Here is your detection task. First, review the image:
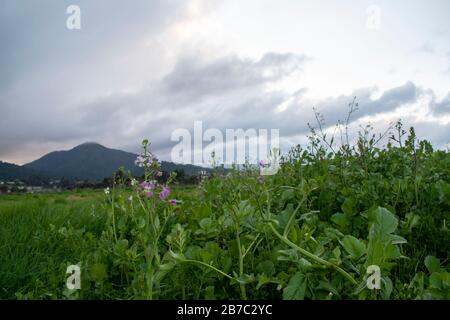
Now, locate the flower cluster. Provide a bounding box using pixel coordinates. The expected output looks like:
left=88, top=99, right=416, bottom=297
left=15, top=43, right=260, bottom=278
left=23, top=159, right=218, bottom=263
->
left=258, top=160, right=265, bottom=168
left=140, top=180, right=157, bottom=197
left=131, top=140, right=178, bottom=206
left=134, top=148, right=163, bottom=177
left=134, top=180, right=177, bottom=205
left=134, top=152, right=159, bottom=168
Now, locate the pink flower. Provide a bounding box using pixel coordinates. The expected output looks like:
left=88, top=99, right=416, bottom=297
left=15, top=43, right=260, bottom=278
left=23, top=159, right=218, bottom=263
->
left=140, top=181, right=148, bottom=188
left=159, top=186, right=171, bottom=200
left=140, top=181, right=156, bottom=190
left=259, top=160, right=265, bottom=168
left=146, top=191, right=154, bottom=197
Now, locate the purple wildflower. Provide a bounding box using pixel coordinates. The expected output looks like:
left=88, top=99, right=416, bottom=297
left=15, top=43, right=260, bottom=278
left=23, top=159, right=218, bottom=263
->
left=140, top=181, right=156, bottom=190
left=159, top=186, right=171, bottom=200
left=259, top=160, right=265, bottom=168
left=169, top=199, right=177, bottom=206
left=146, top=191, right=154, bottom=197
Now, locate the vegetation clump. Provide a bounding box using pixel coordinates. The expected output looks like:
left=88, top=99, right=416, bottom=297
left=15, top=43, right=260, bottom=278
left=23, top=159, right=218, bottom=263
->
left=1, top=116, right=449, bottom=300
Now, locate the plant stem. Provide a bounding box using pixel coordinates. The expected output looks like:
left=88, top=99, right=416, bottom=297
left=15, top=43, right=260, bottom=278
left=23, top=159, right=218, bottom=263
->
left=269, top=222, right=357, bottom=285
left=235, top=229, right=247, bottom=300
left=180, top=259, right=234, bottom=280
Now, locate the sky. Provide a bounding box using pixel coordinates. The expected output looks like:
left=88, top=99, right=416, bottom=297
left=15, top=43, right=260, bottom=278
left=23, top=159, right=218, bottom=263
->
left=1, top=0, right=449, bottom=165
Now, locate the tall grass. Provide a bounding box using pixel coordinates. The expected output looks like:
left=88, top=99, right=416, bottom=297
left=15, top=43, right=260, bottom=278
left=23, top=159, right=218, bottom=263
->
left=0, top=193, right=105, bottom=299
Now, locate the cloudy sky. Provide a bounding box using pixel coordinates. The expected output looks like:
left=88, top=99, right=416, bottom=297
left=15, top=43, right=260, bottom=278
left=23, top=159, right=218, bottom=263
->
left=1, top=0, right=450, bottom=165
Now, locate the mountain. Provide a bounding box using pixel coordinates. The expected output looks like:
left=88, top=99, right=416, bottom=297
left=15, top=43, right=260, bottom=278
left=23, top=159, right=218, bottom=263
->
left=0, top=161, right=53, bottom=185
left=23, top=142, right=207, bottom=181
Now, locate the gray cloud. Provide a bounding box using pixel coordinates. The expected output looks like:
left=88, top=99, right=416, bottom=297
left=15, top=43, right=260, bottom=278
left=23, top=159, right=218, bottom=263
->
left=0, top=1, right=448, bottom=165
left=430, top=92, right=450, bottom=115
left=161, top=52, right=307, bottom=104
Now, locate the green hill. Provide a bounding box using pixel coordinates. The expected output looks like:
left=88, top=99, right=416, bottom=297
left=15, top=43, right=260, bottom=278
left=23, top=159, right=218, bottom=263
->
left=23, top=142, right=207, bottom=181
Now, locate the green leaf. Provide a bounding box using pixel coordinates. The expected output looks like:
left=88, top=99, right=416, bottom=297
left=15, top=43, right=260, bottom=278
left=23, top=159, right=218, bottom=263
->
left=332, top=246, right=341, bottom=259
left=404, top=212, right=420, bottom=231
left=368, top=207, right=398, bottom=236
left=137, top=217, right=146, bottom=229
left=159, top=262, right=175, bottom=271
left=429, top=273, right=443, bottom=289
left=257, top=260, right=275, bottom=276
left=388, top=234, right=407, bottom=245
left=424, top=255, right=441, bottom=273
left=281, top=189, right=295, bottom=202
left=381, top=276, right=393, bottom=300
left=199, top=218, right=212, bottom=230
left=340, top=235, right=366, bottom=259
left=154, top=215, right=160, bottom=230
left=341, top=198, right=357, bottom=216
left=169, top=250, right=185, bottom=261
left=236, top=274, right=255, bottom=285
left=331, top=213, right=350, bottom=230
left=283, top=272, right=307, bottom=300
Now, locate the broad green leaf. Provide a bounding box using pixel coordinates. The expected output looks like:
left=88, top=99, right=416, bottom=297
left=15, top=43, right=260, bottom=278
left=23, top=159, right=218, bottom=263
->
left=429, top=273, right=443, bottom=289
left=368, top=207, right=398, bottom=236
left=424, top=255, right=441, bottom=273
left=340, top=235, right=366, bottom=259
left=283, top=272, right=307, bottom=300
left=341, top=198, right=357, bottom=216
left=365, top=241, right=385, bottom=266
left=331, top=213, right=350, bottom=230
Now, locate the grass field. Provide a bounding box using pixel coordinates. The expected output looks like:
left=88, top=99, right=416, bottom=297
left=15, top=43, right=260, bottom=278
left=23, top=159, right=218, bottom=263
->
left=0, top=186, right=199, bottom=299
left=1, top=130, right=449, bottom=300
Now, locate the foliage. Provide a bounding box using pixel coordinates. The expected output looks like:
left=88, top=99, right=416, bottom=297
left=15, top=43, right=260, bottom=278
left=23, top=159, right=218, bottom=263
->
left=1, top=120, right=449, bottom=300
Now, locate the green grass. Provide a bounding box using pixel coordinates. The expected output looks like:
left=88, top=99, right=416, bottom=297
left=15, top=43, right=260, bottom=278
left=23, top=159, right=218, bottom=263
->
left=0, top=190, right=105, bottom=299
left=0, top=186, right=199, bottom=299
